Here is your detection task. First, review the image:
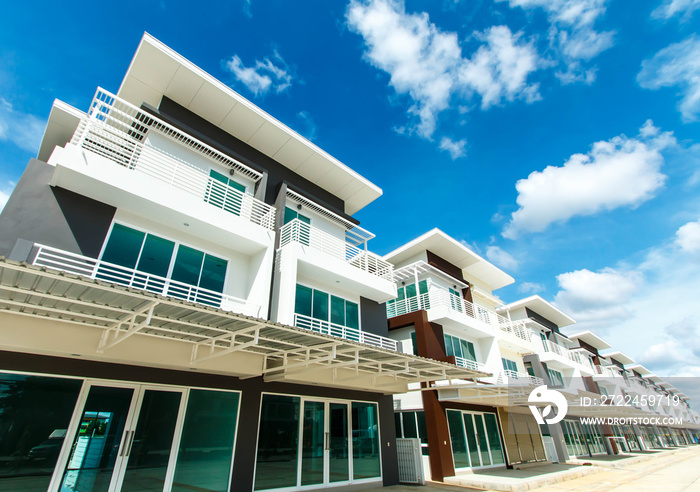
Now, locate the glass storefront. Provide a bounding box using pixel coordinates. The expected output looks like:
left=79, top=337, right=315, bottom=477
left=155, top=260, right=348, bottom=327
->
left=254, top=395, right=381, bottom=490
left=0, top=373, right=240, bottom=492
left=446, top=410, right=504, bottom=469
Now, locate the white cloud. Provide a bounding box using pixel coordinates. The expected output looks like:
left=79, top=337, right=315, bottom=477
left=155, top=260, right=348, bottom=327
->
left=676, top=219, right=700, bottom=253
left=496, top=0, right=614, bottom=82
left=486, top=245, right=519, bottom=270
left=518, top=281, right=545, bottom=294
left=0, top=98, right=46, bottom=152
left=503, top=121, right=672, bottom=238
left=652, top=0, right=700, bottom=21
left=296, top=111, right=318, bottom=141
left=223, top=50, right=292, bottom=97
left=638, top=36, right=700, bottom=122
left=439, top=137, right=467, bottom=159
left=346, top=0, right=542, bottom=138
left=554, top=267, right=643, bottom=328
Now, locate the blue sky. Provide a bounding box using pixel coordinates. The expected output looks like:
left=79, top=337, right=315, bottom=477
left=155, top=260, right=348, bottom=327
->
left=1, top=0, right=700, bottom=380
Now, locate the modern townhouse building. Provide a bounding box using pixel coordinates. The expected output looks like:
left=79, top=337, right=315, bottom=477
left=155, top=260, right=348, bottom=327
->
left=0, top=34, right=488, bottom=492
left=383, top=230, right=553, bottom=481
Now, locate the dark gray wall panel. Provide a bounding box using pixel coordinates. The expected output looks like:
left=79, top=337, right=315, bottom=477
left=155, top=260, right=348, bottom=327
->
left=0, top=159, right=115, bottom=258
left=361, top=296, right=390, bottom=337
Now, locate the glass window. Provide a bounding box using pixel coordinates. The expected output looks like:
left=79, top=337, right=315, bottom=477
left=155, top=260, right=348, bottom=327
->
left=484, top=413, right=504, bottom=465
left=547, top=368, right=564, bottom=386
left=345, top=301, right=359, bottom=330
left=101, top=223, right=144, bottom=268
left=312, top=290, right=329, bottom=321
left=444, top=334, right=455, bottom=357
left=171, top=245, right=204, bottom=286
left=0, top=374, right=83, bottom=491
left=461, top=340, right=476, bottom=362
left=405, top=283, right=417, bottom=298
left=402, top=412, right=418, bottom=438
left=331, top=296, right=345, bottom=326
left=351, top=402, right=380, bottom=480
left=447, top=410, right=469, bottom=468
left=502, top=358, right=518, bottom=373
left=284, top=207, right=310, bottom=225
left=295, top=285, right=313, bottom=317
left=410, top=332, right=418, bottom=356
left=172, top=390, right=240, bottom=492
left=136, top=234, right=174, bottom=277
left=207, top=170, right=245, bottom=215
left=199, top=254, right=227, bottom=293
left=254, top=395, right=300, bottom=490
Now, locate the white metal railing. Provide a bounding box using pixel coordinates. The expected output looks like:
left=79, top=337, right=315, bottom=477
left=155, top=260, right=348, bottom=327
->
left=71, top=88, right=275, bottom=230
left=454, top=356, right=488, bottom=372
left=539, top=337, right=593, bottom=369
left=280, top=219, right=393, bottom=281
left=31, top=244, right=261, bottom=317
left=498, top=370, right=544, bottom=386
left=293, top=313, right=398, bottom=351
left=497, top=318, right=533, bottom=344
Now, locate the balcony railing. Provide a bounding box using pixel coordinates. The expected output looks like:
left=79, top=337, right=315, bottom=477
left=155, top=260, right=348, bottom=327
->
left=293, top=313, right=398, bottom=351
left=280, top=219, right=393, bottom=281
left=594, top=365, right=621, bottom=378
left=539, top=337, right=593, bottom=369
left=498, top=318, right=533, bottom=344
left=498, top=370, right=544, bottom=386
left=454, top=356, right=488, bottom=373
left=31, top=244, right=261, bottom=317
left=71, top=88, right=275, bottom=230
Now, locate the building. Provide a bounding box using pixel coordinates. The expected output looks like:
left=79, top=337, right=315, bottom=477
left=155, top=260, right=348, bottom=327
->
left=0, top=34, right=483, bottom=492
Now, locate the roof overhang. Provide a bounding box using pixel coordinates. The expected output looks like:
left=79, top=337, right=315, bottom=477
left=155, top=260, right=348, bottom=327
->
left=499, top=295, right=575, bottom=328
left=0, top=258, right=485, bottom=394
left=37, top=100, right=84, bottom=162
left=117, top=33, right=381, bottom=215
left=567, top=330, right=611, bottom=351
left=602, top=351, right=636, bottom=366
left=383, top=229, right=514, bottom=290
left=626, top=364, right=652, bottom=376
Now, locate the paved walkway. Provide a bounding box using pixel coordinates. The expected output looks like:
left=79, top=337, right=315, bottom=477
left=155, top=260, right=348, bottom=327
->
left=382, top=445, right=700, bottom=492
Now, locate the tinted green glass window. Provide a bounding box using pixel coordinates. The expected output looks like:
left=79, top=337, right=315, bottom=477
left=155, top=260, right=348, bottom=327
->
left=411, top=332, right=418, bottom=356
left=254, top=395, right=300, bottom=490
left=461, top=340, right=476, bottom=362
left=331, top=296, right=345, bottom=326
left=312, top=290, right=329, bottom=321
left=418, top=280, right=428, bottom=294
left=444, top=334, right=454, bottom=357
left=484, top=414, right=504, bottom=464
left=172, top=390, right=239, bottom=492
left=463, top=414, right=480, bottom=467
left=394, top=413, right=402, bottom=437
left=136, top=235, right=174, bottom=277
left=171, top=246, right=204, bottom=286
left=199, top=254, right=227, bottom=293
left=345, top=301, right=359, bottom=329
left=0, top=374, right=83, bottom=491
left=295, top=285, right=313, bottom=317
left=447, top=410, right=469, bottom=468
left=284, top=207, right=311, bottom=225
left=351, top=402, right=380, bottom=479
left=397, top=286, right=405, bottom=301
left=403, top=412, right=418, bottom=438
left=502, top=358, right=518, bottom=372
left=101, top=223, right=144, bottom=268
left=405, top=283, right=417, bottom=298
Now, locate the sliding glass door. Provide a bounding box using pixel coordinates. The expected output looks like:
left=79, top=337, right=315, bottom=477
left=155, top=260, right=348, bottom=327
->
left=447, top=410, right=505, bottom=469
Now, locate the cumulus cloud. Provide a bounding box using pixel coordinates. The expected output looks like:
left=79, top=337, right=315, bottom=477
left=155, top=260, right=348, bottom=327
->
left=346, top=0, right=542, bottom=138
left=503, top=121, right=672, bottom=238
left=496, top=0, right=614, bottom=82
left=486, top=245, right=519, bottom=270
left=676, top=219, right=700, bottom=253
left=0, top=98, right=46, bottom=152
left=652, top=0, right=700, bottom=21
left=439, top=137, right=467, bottom=159
left=638, top=36, right=700, bottom=122
left=518, top=281, right=545, bottom=294
left=223, top=50, right=293, bottom=97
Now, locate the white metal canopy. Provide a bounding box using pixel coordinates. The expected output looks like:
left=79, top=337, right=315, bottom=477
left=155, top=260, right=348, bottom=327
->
left=0, top=258, right=487, bottom=393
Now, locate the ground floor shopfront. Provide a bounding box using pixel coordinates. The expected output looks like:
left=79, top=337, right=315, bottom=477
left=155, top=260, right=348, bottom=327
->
left=0, top=352, right=397, bottom=492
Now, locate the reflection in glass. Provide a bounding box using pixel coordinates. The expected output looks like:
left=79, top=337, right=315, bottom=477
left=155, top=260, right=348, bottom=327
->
left=172, top=390, right=239, bottom=492
left=447, top=410, right=469, bottom=468
left=120, top=390, right=181, bottom=491
left=352, top=402, right=380, bottom=480
left=60, top=386, right=134, bottom=492
left=0, top=374, right=83, bottom=491
left=254, top=395, right=300, bottom=490
left=473, top=414, right=491, bottom=466
left=329, top=403, right=349, bottom=483
left=301, top=401, right=325, bottom=486
left=484, top=414, right=504, bottom=465
left=462, top=414, right=480, bottom=467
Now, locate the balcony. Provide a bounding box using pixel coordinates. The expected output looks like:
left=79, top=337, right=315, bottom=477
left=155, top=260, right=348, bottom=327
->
left=51, top=88, right=276, bottom=248
left=498, top=370, right=545, bottom=387
left=386, top=285, right=500, bottom=338
left=497, top=318, right=534, bottom=353
left=454, top=356, right=489, bottom=373
left=537, top=337, right=594, bottom=372
left=293, top=313, right=398, bottom=351
left=31, top=244, right=261, bottom=317
left=280, top=219, right=393, bottom=282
